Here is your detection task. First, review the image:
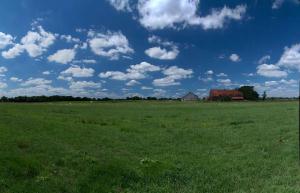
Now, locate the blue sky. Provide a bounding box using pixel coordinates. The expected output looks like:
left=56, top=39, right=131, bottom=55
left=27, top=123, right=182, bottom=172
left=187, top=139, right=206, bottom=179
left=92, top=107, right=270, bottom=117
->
left=0, top=0, right=300, bottom=98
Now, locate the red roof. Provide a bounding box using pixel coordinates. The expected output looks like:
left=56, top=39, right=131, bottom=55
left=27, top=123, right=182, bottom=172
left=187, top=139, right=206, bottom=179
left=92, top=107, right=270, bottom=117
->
left=209, top=89, right=244, bottom=100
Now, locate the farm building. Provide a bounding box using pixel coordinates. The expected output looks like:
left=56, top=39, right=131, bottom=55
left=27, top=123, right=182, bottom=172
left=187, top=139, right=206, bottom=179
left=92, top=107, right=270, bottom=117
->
left=209, top=89, right=244, bottom=101
left=182, top=92, right=199, bottom=101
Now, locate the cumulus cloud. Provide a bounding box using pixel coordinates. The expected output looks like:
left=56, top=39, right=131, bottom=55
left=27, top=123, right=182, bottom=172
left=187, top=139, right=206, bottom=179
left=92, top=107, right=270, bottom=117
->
left=229, top=53, right=241, bottom=62
left=163, top=66, right=193, bottom=79
left=126, top=80, right=140, bottom=86
left=60, top=65, right=95, bottom=78
left=145, top=46, right=179, bottom=60
left=48, top=49, right=76, bottom=64
left=148, top=35, right=175, bottom=47
left=217, top=78, right=232, bottom=86
left=256, top=64, right=288, bottom=78
left=60, top=34, right=80, bottom=43
left=69, top=81, right=101, bottom=90
left=205, top=70, right=214, bottom=75
left=1, top=26, right=56, bottom=59
left=10, top=77, right=22, bottom=82
left=21, top=78, right=52, bottom=87
left=107, top=0, right=132, bottom=11
left=0, top=82, right=7, bottom=89
left=258, top=55, right=271, bottom=64
left=191, top=5, right=247, bottom=30
left=146, top=35, right=179, bottom=60
left=153, top=66, right=193, bottom=87
left=252, top=79, right=298, bottom=97
left=0, top=66, right=8, bottom=76
left=0, top=32, right=14, bottom=49
left=88, top=30, right=134, bottom=60
left=99, top=61, right=160, bottom=80
left=153, top=76, right=180, bottom=87
left=277, top=44, right=300, bottom=71
left=42, top=71, right=51, bottom=75
left=216, top=72, right=227, bottom=77
left=138, top=0, right=246, bottom=30
left=2, top=44, right=24, bottom=59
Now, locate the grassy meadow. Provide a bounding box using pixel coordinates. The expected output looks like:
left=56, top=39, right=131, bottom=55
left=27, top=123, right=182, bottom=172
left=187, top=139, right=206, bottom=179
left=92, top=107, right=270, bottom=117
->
left=0, top=101, right=299, bottom=193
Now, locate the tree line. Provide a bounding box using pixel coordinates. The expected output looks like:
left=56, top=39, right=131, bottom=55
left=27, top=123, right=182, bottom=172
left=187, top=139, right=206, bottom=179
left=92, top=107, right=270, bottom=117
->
left=0, top=95, right=181, bottom=103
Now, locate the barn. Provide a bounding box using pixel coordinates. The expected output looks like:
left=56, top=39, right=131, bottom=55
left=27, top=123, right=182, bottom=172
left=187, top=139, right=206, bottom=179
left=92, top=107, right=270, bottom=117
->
left=209, top=89, right=244, bottom=101
left=182, top=92, right=199, bottom=101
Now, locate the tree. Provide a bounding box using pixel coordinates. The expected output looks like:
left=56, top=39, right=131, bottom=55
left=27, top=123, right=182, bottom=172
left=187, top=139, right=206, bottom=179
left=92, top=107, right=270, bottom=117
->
left=262, top=91, right=267, bottom=101
left=238, top=86, right=259, bottom=101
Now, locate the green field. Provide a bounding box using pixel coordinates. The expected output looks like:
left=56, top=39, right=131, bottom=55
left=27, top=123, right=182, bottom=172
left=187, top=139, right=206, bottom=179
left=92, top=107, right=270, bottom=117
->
left=0, top=101, right=299, bottom=193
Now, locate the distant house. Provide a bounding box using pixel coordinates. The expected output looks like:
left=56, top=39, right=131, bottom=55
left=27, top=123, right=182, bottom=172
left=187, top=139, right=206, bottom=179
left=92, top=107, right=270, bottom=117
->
left=209, top=89, right=244, bottom=101
left=182, top=92, right=199, bottom=101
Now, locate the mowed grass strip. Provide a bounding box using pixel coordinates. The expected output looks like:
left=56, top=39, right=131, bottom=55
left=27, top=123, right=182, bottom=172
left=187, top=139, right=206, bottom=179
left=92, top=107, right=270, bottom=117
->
left=0, top=101, right=299, bottom=193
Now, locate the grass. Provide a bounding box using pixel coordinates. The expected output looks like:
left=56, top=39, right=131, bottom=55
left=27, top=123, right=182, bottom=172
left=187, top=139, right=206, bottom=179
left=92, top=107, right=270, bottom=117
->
left=0, top=101, right=299, bottom=193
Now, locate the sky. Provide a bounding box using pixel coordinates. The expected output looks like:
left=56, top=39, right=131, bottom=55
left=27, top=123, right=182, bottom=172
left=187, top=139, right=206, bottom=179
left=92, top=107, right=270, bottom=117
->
left=0, top=0, right=300, bottom=98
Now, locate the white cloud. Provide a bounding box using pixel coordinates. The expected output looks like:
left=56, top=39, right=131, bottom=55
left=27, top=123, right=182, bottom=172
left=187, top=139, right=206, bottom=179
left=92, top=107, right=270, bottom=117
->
left=205, top=70, right=214, bottom=75
left=99, top=61, right=160, bottom=80
left=265, top=80, right=279, bottom=87
left=153, top=66, right=193, bottom=87
left=217, top=78, right=232, bottom=86
left=217, top=79, right=231, bottom=84
left=69, top=81, right=101, bottom=90
left=264, top=79, right=297, bottom=87
left=42, top=71, right=51, bottom=75
left=20, top=26, right=56, bottom=57
left=146, top=35, right=179, bottom=60
left=0, top=32, right=14, bottom=49
left=6, top=85, right=69, bottom=97
left=129, top=62, right=160, bottom=73
left=57, top=75, right=73, bottom=82
left=138, top=0, right=246, bottom=30
left=108, top=0, right=132, bottom=11
left=126, top=80, right=140, bottom=86
left=2, top=44, right=24, bottom=59
left=10, top=77, right=22, bottom=82
left=216, top=72, right=227, bottom=77
left=258, top=55, right=271, bottom=64
left=60, top=34, right=80, bottom=43
left=191, top=5, right=247, bottom=30
left=73, top=59, right=97, bottom=64
left=277, top=44, right=300, bottom=71
left=272, top=0, right=285, bottom=9
left=272, top=0, right=300, bottom=9
left=229, top=53, right=241, bottom=62
left=252, top=79, right=298, bottom=97
left=60, top=65, right=95, bottom=78
left=21, top=78, right=52, bottom=87
left=163, top=66, right=193, bottom=79
left=257, top=64, right=288, bottom=78
left=243, top=73, right=255, bottom=77
left=0, top=66, right=8, bottom=76
left=1, top=26, right=56, bottom=59
left=148, top=35, right=175, bottom=47
left=153, top=76, right=180, bottom=87
left=88, top=31, right=134, bottom=60
left=141, top=86, right=153, bottom=90
left=0, top=82, right=7, bottom=89
left=153, top=88, right=167, bottom=97
left=48, top=49, right=76, bottom=64
left=145, top=46, right=179, bottom=60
